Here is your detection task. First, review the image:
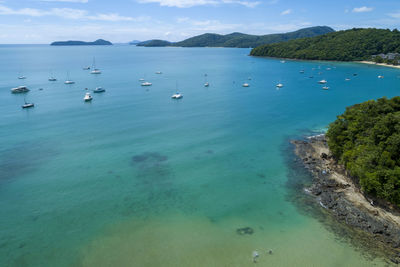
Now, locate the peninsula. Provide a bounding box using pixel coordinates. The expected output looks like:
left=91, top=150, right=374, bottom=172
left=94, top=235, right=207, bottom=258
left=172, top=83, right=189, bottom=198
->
left=250, top=28, right=400, bottom=61
left=292, top=96, right=400, bottom=264
left=50, top=39, right=112, bottom=46
left=136, top=26, right=334, bottom=48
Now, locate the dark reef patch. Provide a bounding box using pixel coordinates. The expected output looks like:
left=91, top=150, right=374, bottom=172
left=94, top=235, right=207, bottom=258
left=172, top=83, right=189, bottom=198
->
left=131, top=152, right=168, bottom=165
left=236, top=227, right=254, bottom=235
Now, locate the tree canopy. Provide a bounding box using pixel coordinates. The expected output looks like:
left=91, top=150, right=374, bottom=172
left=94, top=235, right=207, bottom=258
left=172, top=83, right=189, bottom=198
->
left=250, top=28, right=400, bottom=61
left=326, top=96, right=400, bottom=205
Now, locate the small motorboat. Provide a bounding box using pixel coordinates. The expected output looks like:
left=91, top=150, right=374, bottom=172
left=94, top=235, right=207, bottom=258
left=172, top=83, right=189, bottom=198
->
left=18, top=76, right=26, bottom=79
left=64, top=80, right=75, bottom=84
left=300, top=70, right=305, bottom=74
left=322, top=86, right=329, bottom=90
left=378, top=75, right=384, bottom=79
left=318, top=79, right=327, bottom=84
left=171, top=92, right=183, bottom=99
left=345, top=78, right=351, bottom=81
left=155, top=71, right=162, bottom=74
left=93, top=87, right=105, bottom=93
left=242, top=83, right=250, bottom=87
left=22, top=102, right=34, bottom=108
left=276, top=83, right=284, bottom=88
left=204, top=82, right=209, bottom=87
left=139, top=78, right=145, bottom=81
left=48, top=77, right=57, bottom=81
left=84, top=92, right=93, bottom=102
left=141, top=82, right=152, bottom=86
left=11, top=86, right=29, bottom=93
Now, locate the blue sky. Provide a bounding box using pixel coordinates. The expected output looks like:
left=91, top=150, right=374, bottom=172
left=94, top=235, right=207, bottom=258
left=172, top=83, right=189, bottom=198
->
left=1, top=0, right=399, bottom=43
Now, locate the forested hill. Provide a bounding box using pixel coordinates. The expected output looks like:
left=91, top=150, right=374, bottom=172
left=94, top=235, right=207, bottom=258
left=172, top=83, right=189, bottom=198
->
left=51, top=39, right=112, bottom=46
left=326, top=96, right=400, bottom=205
left=250, top=28, right=400, bottom=61
left=136, top=26, right=334, bottom=48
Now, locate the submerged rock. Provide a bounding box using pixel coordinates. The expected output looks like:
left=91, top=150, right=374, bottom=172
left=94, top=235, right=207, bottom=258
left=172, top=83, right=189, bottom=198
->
left=236, top=227, right=254, bottom=235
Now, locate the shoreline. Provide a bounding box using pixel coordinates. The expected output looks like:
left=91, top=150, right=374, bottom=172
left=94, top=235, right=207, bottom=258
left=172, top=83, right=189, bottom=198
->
left=356, top=61, right=400, bottom=69
left=291, top=135, right=400, bottom=264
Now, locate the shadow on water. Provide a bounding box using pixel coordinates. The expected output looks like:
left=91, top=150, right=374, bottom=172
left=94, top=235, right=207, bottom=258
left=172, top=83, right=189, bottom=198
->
left=123, top=152, right=185, bottom=217
left=0, top=141, right=58, bottom=184
left=281, top=135, right=396, bottom=265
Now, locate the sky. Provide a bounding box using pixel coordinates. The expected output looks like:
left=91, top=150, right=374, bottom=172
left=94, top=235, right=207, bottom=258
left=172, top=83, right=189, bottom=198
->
left=0, top=0, right=399, bottom=43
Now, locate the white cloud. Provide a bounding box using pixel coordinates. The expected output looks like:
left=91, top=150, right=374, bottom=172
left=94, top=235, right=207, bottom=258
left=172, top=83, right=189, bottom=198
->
left=352, top=6, right=374, bottom=13
left=388, top=11, right=400, bottom=19
left=281, top=9, right=292, bottom=15
left=0, top=5, right=139, bottom=21
left=137, top=0, right=260, bottom=8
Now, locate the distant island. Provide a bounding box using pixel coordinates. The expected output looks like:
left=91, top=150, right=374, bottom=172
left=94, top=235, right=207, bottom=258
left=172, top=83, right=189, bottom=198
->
left=250, top=28, right=400, bottom=62
left=129, top=40, right=142, bottom=45
left=51, top=39, right=112, bottom=46
left=135, top=26, right=334, bottom=48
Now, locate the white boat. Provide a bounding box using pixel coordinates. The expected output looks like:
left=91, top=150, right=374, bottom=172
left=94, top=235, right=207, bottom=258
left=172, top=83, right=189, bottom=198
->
left=322, top=86, right=329, bottom=90
left=90, top=57, right=101, bottom=74
left=22, top=100, right=34, bottom=108
left=18, top=76, right=26, bottom=79
left=318, top=79, right=327, bottom=84
left=84, top=92, right=92, bottom=102
left=155, top=71, right=162, bottom=74
left=48, top=77, right=57, bottom=81
left=141, top=82, right=152, bottom=86
left=204, top=82, right=210, bottom=87
left=171, top=92, right=183, bottom=99
left=280, top=60, right=286, bottom=63
left=300, top=70, right=305, bottom=74
left=345, top=78, right=351, bottom=81
left=276, top=83, right=284, bottom=88
left=64, top=72, right=75, bottom=84
left=378, top=75, right=384, bottom=79
left=11, top=86, right=29, bottom=93
left=242, top=83, right=250, bottom=87
left=93, top=87, right=105, bottom=93
left=139, top=78, right=145, bottom=81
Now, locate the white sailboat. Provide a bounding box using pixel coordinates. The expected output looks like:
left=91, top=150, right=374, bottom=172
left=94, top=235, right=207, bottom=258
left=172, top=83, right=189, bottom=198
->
left=90, top=57, right=101, bottom=74
left=276, top=83, right=284, bottom=88
left=64, top=72, right=75, bottom=84
left=48, top=71, right=57, bottom=81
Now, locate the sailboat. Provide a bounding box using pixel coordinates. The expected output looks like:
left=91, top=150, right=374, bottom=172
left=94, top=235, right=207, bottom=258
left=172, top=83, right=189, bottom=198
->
left=204, top=74, right=209, bottom=87
left=18, top=71, right=26, bottom=79
left=90, top=57, right=101, bottom=74
left=48, top=71, right=57, bottom=81
left=64, top=72, right=75, bottom=84
left=22, top=98, right=34, bottom=108
left=171, top=81, right=183, bottom=99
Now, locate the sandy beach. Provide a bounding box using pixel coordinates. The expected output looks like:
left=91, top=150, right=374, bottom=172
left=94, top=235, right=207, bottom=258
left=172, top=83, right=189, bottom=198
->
left=356, top=61, right=400, bottom=69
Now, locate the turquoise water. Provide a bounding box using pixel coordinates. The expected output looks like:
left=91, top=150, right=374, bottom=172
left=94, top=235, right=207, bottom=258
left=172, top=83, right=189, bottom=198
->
left=1, top=45, right=399, bottom=266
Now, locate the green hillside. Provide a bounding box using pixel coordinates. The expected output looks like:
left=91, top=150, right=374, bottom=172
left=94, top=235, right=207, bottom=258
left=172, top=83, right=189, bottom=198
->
left=250, top=28, right=400, bottom=61
left=327, top=97, right=400, bottom=205
left=137, top=26, right=334, bottom=48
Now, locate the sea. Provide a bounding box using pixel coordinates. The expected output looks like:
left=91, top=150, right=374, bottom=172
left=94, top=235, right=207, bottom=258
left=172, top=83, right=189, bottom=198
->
left=0, top=45, right=399, bottom=266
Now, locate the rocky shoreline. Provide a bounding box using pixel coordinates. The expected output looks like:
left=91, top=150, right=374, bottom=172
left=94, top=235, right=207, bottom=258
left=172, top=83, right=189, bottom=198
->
left=292, top=135, right=400, bottom=264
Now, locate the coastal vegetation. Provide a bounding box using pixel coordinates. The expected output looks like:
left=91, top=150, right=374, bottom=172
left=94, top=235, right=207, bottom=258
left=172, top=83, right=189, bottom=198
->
left=136, top=26, right=334, bottom=48
left=250, top=28, right=400, bottom=61
left=326, top=96, right=400, bottom=205
left=51, top=39, right=112, bottom=46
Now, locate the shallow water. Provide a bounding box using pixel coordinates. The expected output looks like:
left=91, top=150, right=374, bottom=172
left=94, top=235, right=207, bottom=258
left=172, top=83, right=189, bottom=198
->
left=0, top=45, right=398, bottom=266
